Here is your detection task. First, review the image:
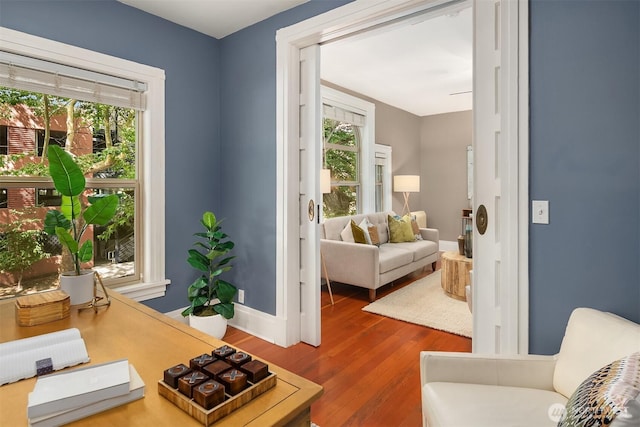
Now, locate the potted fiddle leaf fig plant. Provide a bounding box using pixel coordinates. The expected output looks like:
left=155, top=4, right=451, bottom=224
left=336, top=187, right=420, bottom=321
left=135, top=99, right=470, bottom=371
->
left=181, top=211, right=237, bottom=339
left=44, top=145, right=119, bottom=305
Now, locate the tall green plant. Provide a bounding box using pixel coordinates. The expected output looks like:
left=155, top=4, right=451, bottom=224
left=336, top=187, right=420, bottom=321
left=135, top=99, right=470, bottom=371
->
left=181, top=211, right=237, bottom=319
left=43, top=145, right=119, bottom=275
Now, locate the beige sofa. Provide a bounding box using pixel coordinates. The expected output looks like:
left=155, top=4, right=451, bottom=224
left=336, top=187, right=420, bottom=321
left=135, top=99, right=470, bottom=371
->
left=420, top=307, right=640, bottom=426
left=320, top=211, right=439, bottom=301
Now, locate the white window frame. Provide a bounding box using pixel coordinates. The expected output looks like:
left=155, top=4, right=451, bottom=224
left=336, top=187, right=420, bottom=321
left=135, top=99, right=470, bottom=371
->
left=321, top=85, right=375, bottom=213
left=0, top=27, right=169, bottom=301
left=374, top=143, right=392, bottom=212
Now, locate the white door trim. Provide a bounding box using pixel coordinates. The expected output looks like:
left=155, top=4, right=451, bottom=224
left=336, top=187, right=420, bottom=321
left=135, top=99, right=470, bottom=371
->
left=275, top=0, right=529, bottom=351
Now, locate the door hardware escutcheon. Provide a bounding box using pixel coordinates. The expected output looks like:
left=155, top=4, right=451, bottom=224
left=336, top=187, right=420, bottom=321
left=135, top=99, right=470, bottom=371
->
left=477, top=204, right=488, bottom=235
left=308, top=199, right=315, bottom=222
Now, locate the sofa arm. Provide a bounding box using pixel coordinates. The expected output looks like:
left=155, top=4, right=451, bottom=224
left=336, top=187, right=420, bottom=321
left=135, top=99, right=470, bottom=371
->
left=320, top=239, right=379, bottom=288
left=420, top=227, right=439, bottom=245
left=420, top=351, right=557, bottom=391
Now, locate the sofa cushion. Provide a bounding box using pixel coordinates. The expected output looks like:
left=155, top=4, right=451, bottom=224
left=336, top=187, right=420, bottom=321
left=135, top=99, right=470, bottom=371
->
left=391, top=239, right=438, bottom=261
left=559, top=352, right=640, bottom=427
left=554, top=308, right=640, bottom=399
left=350, top=220, right=368, bottom=244
left=388, top=214, right=416, bottom=243
left=378, top=244, right=414, bottom=274
left=422, top=382, right=566, bottom=427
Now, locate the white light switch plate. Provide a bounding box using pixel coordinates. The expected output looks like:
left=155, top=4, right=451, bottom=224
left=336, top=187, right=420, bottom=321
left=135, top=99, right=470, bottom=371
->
left=532, top=200, right=549, bottom=224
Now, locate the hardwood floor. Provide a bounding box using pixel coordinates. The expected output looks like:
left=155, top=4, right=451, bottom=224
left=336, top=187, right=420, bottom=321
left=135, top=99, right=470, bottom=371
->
left=224, top=265, right=472, bottom=426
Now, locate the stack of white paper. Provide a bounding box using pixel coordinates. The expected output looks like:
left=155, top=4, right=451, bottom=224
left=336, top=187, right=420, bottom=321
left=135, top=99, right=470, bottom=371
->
left=27, top=359, right=145, bottom=426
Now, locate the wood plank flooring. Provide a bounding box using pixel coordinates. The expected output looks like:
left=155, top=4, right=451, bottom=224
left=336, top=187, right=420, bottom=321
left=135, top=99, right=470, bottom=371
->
left=224, top=264, right=471, bottom=426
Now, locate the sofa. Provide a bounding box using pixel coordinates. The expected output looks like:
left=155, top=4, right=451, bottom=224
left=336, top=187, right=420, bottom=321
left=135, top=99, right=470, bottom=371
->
left=420, top=307, right=640, bottom=427
left=320, top=211, right=439, bottom=302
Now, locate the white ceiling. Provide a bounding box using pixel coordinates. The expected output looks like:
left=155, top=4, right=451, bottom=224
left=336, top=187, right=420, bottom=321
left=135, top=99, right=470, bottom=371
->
left=321, top=6, right=472, bottom=117
left=118, top=0, right=309, bottom=39
left=118, top=0, right=472, bottom=117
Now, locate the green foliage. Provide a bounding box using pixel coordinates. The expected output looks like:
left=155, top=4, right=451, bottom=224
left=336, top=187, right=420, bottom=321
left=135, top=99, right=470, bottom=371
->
left=0, top=211, right=50, bottom=288
left=181, top=211, right=238, bottom=320
left=44, top=146, right=119, bottom=275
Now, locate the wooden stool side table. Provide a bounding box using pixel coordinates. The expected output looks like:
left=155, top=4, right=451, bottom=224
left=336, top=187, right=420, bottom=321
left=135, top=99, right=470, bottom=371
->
left=440, top=251, right=473, bottom=301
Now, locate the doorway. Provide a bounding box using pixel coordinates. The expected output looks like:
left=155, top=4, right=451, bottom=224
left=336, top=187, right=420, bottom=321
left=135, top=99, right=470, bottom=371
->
left=275, top=0, right=529, bottom=353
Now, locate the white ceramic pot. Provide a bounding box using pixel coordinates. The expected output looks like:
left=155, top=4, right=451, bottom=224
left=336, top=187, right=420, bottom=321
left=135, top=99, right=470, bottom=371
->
left=59, top=270, right=94, bottom=305
left=188, top=313, right=228, bottom=339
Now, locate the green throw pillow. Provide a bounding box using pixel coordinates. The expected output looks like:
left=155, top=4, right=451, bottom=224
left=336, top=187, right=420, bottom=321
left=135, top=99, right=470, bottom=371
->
left=350, top=220, right=368, bottom=244
left=388, top=214, right=416, bottom=243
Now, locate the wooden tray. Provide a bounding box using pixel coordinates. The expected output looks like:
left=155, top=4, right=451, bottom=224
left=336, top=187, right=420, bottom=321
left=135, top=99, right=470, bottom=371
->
left=158, top=371, right=277, bottom=426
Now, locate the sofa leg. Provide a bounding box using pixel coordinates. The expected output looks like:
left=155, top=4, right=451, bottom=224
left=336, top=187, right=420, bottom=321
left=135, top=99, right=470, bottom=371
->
left=368, top=289, right=376, bottom=302
left=432, top=261, right=437, bottom=272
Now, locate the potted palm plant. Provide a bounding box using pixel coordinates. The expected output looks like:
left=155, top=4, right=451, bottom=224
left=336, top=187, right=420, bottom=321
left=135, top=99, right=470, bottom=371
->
left=44, top=145, right=119, bottom=305
left=181, top=211, right=237, bottom=339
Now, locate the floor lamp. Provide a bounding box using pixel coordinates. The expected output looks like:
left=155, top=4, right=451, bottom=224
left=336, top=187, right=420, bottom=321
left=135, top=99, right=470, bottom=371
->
left=394, top=175, right=420, bottom=216
left=320, top=169, right=334, bottom=305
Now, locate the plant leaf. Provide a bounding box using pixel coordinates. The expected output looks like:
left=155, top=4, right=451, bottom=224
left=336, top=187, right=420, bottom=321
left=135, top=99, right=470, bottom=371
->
left=202, top=211, right=216, bottom=230
left=44, top=210, right=70, bottom=235
left=83, top=194, right=119, bottom=225
left=55, top=227, right=78, bottom=254
left=60, top=195, right=82, bottom=221
left=187, top=250, right=209, bottom=272
left=78, top=240, right=93, bottom=263
left=47, top=145, right=85, bottom=197
left=214, top=302, right=234, bottom=319
left=216, top=280, right=237, bottom=303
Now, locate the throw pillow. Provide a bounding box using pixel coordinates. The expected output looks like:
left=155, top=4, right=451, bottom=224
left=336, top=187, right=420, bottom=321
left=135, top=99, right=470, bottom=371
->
left=350, top=219, right=371, bottom=245
left=368, top=225, right=380, bottom=246
left=559, top=352, right=640, bottom=427
left=340, top=221, right=355, bottom=243
left=388, top=214, right=416, bottom=243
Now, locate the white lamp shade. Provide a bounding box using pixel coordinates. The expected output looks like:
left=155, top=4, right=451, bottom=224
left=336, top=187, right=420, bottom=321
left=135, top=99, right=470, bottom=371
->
left=321, top=169, right=332, bottom=194
left=394, top=175, right=420, bottom=192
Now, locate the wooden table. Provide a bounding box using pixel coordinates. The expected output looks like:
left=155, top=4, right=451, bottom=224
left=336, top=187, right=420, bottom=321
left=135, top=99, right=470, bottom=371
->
left=0, top=291, right=322, bottom=426
left=440, top=251, right=472, bottom=301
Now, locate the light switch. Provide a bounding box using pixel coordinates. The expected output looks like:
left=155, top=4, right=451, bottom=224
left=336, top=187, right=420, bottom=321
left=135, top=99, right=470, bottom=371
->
left=532, top=200, right=549, bottom=224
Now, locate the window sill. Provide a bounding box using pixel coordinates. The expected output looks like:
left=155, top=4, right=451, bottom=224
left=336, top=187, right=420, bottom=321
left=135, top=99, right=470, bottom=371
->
left=113, top=279, right=170, bottom=302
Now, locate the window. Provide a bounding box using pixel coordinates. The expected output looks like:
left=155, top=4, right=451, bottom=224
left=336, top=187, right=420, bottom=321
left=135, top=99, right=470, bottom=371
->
left=36, top=130, right=67, bottom=156
left=321, top=86, right=375, bottom=218
left=0, top=125, right=7, bottom=155
left=0, top=27, right=167, bottom=301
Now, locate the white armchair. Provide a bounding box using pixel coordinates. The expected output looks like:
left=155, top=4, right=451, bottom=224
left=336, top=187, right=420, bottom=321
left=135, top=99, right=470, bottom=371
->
left=420, top=307, right=640, bottom=427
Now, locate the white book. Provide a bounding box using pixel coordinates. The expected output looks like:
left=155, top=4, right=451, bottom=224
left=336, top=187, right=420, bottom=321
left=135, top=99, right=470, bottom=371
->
left=0, top=328, right=89, bottom=385
left=28, top=364, right=145, bottom=427
left=27, top=359, right=130, bottom=419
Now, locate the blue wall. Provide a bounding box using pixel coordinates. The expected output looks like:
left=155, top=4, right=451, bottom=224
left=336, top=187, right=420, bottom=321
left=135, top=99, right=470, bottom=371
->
left=529, top=0, right=640, bottom=353
left=0, top=0, right=222, bottom=313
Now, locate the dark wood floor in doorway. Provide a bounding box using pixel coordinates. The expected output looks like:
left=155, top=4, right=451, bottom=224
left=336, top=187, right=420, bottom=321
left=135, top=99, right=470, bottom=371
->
left=224, top=262, right=472, bottom=426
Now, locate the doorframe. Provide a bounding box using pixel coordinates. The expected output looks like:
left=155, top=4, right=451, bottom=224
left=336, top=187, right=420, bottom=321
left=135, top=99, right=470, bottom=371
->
left=275, top=0, right=529, bottom=352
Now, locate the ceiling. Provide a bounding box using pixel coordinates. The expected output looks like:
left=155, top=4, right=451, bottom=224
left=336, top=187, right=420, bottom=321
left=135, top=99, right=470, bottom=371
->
left=118, top=0, right=472, bottom=117
left=118, top=0, right=309, bottom=39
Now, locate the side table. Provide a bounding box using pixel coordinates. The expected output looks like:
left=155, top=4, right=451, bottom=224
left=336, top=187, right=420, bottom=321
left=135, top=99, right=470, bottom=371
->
left=440, top=251, right=472, bottom=301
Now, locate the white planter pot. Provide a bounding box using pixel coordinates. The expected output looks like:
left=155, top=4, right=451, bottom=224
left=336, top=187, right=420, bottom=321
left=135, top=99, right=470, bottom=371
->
left=59, top=270, right=94, bottom=305
left=188, top=313, right=228, bottom=339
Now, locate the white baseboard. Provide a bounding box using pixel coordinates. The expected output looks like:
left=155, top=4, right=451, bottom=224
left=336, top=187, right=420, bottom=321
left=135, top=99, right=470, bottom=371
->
left=439, top=240, right=458, bottom=252
left=163, top=304, right=282, bottom=345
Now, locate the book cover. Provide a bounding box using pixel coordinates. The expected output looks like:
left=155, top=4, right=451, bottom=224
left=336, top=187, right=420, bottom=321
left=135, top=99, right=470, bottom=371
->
left=27, top=359, right=130, bottom=419
left=28, top=364, right=145, bottom=427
